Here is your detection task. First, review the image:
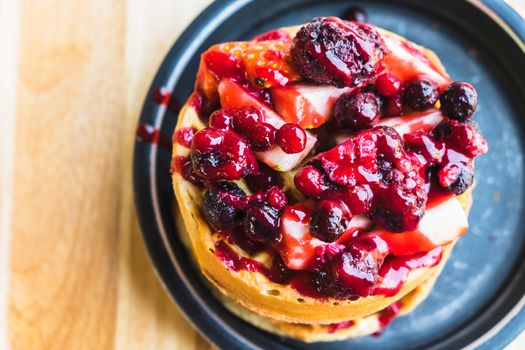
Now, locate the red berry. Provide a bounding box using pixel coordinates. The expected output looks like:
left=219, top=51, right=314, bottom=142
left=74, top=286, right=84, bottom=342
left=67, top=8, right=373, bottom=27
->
left=404, top=78, right=439, bottom=111
left=249, top=123, right=276, bottom=151
left=276, top=123, right=307, bottom=154
left=209, top=109, right=234, bottom=130
left=333, top=242, right=378, bottom=296
left=244, top=202, right=280, bottom=242
left=294, top=165, right=330, bottom=198
left=333, top=91, right=380, bottom=130
left=232, top=106, right=263, bottom=134
left=191, top=128, right=258, bottom=180
left=375, top=73, right=401, bottom=97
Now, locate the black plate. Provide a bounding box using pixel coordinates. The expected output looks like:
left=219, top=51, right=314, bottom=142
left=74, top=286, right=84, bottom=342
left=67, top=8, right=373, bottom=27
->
left=133, top=1, right=525, bottom=349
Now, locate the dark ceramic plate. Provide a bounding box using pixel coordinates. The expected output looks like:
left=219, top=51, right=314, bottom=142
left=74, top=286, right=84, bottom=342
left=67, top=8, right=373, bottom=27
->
left=133, top=1, right=525, bottom=349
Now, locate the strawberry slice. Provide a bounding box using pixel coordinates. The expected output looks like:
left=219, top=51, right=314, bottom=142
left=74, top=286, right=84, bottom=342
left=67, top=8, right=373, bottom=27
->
left=218, top=79, right=317, bottom=171
left=197, top=40, right=299, bottom=94
left=364, top=197, right=468, bottom=256
left=271, top=84, right=352, bottom=129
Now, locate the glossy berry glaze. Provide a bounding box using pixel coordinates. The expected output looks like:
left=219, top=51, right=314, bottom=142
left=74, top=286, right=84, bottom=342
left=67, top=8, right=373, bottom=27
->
left=171, top=16, right=488, bottom=326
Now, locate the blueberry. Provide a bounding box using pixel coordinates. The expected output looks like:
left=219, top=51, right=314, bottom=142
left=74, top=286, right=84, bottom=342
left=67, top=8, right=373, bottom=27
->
left=310, top=199, right=352, bottom=242
left=403, top=78, right=439, bottom=111
left=333, top=91, right=380, bottom=130
left=202, top=182, right=246, bottom=229
left=244, top=202, right=281, bottom=241
left=440, top=82, right=478, bottom=122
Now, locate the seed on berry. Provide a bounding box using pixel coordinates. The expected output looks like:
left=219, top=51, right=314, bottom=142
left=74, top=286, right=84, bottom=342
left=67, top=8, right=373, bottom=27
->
left=333, top=91, right=380, bottom=130
left=404, top=78, right=439, bottom=111
left=440, top=82, right=478, bottom=122
left=276, top=123, right=307, bottom=154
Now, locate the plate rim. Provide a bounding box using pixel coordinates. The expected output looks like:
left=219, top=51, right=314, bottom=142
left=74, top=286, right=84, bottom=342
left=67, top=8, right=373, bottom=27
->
left=132, top=1, right=525, bottom=349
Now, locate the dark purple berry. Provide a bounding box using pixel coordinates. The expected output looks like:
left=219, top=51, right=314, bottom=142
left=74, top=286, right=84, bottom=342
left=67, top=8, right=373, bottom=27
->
left=403, top=78, right=439, bottom=111
left=245, top=163, right=283, bottom=192
left=202, top=182, right=246, bottom=229
left=343, top=6, right=368, bottom=22
left=290, top=17, right=385, bottom=87
left=440, top=82, right=478, bottom=122
left=244, top=202, right=281, bottom=241
left=310, top=199, right=352, bottom=242
left=333, top=91, right=380, bottom=130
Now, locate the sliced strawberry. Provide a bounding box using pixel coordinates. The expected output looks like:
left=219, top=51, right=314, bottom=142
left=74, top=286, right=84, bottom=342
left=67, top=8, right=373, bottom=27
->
left=218, top=79, right=317, bottom=171
left=364, top=197, right=468, bottom=256
left=335, top=109, right=444, bottom=144
left=271, top=84, right=352, bottom=129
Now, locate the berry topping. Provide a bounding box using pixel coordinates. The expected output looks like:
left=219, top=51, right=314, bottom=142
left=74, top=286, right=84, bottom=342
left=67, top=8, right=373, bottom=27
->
left=375, top=73, right=401, bottom=97
left=310, top=199, right=352, bottom=242
left=191, top=128, right=258, bottom=181
left=333, top=242, right=379, bottom=296
left=245, top=163, right=283, bottom=192
left=433, top=120, right=488, bottom=157
left=440, top=82, right=478, bottom=122
left=296, top=126, right=427, bottom=231
left=437, top=162, right=474, bottom=195
left=209, top=109, right=234, bottom=130
left=403, top=78, right=439, bottom=111
left=343, top=6, right=368, bottom=22
left=232, top=106, right=263, bottom=134
left=333, top=91, right=380, bottom=130
left=202, top=182, right=246, bottom=229
left=249, top=123, right=277, bottom=151
left=276, top=123, right=307, bottom=154
left=244, top=202, right=281, bottom=241
left=290, top=17, right=385, bottom=87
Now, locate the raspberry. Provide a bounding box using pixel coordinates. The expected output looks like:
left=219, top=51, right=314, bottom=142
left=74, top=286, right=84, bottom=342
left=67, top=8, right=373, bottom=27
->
left=290, top=17, right=385, bottom=87
left=190, top=128, right=258, bottom=180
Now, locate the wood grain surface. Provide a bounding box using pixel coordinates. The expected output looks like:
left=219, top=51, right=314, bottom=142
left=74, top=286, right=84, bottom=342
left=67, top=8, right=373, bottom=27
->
left=0, top=1, right=523, bottom=349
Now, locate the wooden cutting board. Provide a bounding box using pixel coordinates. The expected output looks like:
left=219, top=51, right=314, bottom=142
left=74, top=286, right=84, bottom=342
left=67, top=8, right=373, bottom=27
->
left=0, top=0, right=523, bottom=349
